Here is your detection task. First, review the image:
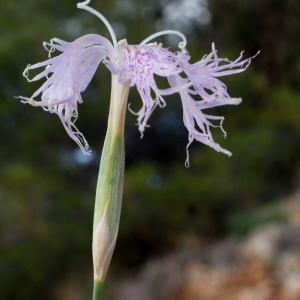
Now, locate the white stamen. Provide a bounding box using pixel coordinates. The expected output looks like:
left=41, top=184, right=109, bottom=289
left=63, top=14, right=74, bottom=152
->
left=140, top=30, right=187, bottom=49
left=43, top=40, right=56, bottom=58
left=77, top=0, right=118, bottom=54
left=22, top=65, right=31, bottom=82
left=185, top=135, right=194, bottom=168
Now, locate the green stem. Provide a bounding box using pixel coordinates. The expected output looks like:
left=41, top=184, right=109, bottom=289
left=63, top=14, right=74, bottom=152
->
left=91, top=74, right=130, bottom=299
left=92, top=280, right=104, bottom=300
left=93, top=75, right=129, bottom=235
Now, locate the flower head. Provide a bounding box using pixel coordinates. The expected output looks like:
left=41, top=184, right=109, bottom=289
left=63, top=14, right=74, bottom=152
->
left=17, top=0, right=257, bottom=163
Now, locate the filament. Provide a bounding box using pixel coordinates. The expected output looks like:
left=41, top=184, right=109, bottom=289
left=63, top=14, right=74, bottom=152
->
left=140, top=30, right=187, bottom=49
left=77, top=0, right=118, bottom=53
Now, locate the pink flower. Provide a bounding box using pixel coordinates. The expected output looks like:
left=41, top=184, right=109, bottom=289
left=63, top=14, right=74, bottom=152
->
left=18, top=35, right=114, bottom=154
left=17, top=0, right=257, bottom=161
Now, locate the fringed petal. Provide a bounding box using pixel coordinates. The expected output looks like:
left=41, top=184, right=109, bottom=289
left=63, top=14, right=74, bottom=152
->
left=18, top=34, right=115, bottom=154
left=114, top=42, right=190, bottom=136
left=164, top=44, right=257, bottom=163
left=169, top=74, right=232, bottom=167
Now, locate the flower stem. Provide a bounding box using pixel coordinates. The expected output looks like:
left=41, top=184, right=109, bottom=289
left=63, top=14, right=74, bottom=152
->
left=92, top=75, right=129, bottom=299
left=92, top=280, right=104, bottom=300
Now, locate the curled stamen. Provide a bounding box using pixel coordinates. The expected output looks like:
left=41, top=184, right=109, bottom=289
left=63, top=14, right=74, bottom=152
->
left=77, top=0, right=118, bottom=54
left=77, top=0, right=91, bottom=6
left=43, top=40, right=56, bottom=58
left=22, top=65, right=31, bottom=82
left=185, top=135, right=194, bottom=168
left=127, top=103, right=138, bottom=116
left=140, top=30, right=187, bottom=49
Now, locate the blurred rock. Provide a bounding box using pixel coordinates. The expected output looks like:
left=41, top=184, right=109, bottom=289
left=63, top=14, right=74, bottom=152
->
left=174, top=260, right=279, bottom=300
left=201, top=240, right=242, bottom=270
left=111, top=193, right=300, bottom=300
left=242, top=221, right=300, bottom=266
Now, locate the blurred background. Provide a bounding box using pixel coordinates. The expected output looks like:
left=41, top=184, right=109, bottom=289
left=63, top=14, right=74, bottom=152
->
left=1, top=0, right=300, bottom=299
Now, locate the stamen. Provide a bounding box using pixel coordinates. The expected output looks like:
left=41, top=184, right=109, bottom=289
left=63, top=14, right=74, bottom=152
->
left=22, top=65, right=31, bottom=82
left=185, top=135, right=194, bottom=168
left=77, top=0, right=118, bottom=54
left=43, top=40, right=56, bottom=58
left=140, top=30, right=187, bottom=49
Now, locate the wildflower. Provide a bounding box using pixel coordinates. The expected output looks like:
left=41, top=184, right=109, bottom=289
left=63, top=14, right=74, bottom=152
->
left=17, top=0, right=256, bottom=162
left=18, top=1, right=258, bottom=298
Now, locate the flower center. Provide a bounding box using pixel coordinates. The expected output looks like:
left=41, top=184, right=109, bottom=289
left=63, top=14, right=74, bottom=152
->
left=119, top=45, right=154, bottom=86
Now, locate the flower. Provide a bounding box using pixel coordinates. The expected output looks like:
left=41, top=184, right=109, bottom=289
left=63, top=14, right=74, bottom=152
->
left=18, top=34, right=114, bottom=154
left=17, top=0, right=257, bottom=163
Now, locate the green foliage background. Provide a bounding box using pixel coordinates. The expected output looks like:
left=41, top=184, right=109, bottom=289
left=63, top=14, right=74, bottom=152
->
left=0, top=0, right=299, bottom=299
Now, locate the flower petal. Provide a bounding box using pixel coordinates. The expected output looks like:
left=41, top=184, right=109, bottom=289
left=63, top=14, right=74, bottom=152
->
left=170, top=74, right=232, bottom=164
left=165, top=44, right=257, bottom=164
left=115, top=42, right=189, bottom=135
left=19, top=34, right=115, bottom=154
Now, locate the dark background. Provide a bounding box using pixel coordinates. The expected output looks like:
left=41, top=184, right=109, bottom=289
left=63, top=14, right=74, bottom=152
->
left=0, top=0, right=299, bottom=299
